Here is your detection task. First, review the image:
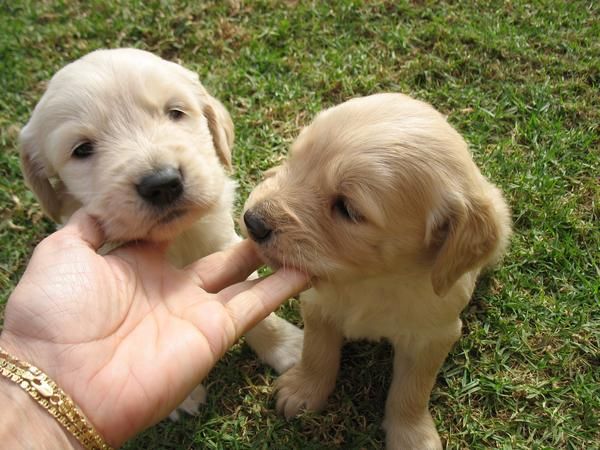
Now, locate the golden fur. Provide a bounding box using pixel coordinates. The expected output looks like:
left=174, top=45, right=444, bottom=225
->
left=19, top=48, right=304, bottom=419
left=242, top=93, right=512, bottom=449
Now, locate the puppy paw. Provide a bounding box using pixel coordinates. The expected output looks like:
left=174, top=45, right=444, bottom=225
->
left=246, top=314, right=304, bottom=374
left=383, top=414, right=442, bottom=450
left=263, top=320, right=304, bottom=373
left=169, top=384, right=207, bottom=421
left=275, top=365, right=333, bottom=419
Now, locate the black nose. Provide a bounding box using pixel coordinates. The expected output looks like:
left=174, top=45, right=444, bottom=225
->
left=136, top=167, right=183, bottom=206
left=244, top=209, right=273, bottom=243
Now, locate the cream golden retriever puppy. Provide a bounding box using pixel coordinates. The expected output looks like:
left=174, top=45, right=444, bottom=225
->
left=19, top=48, right=303, bottom=419
left=242, top=93, right=512, bottom=449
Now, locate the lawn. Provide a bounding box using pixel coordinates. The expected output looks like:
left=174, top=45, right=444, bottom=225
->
left=1, top=0, right=598, bottom=448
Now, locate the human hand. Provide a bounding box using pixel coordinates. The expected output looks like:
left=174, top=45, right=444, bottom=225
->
left=0, top=211, right=308, bottom=447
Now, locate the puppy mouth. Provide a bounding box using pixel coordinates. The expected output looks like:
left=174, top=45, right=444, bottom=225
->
left=257, top=250, right=284, bottom=270
left=157, top=208, right=188, bottom=224
left=148, top=203, right=201, bottom=236
left=250, top=240, right=314, bottom=277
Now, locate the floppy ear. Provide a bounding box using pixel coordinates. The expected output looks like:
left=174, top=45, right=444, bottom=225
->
left=202, top=97, right=234, bottom=170
left=262, top=165, right=282, bottom=179
left=428, top=190, right=508, bottom=297
left=19, top=129, right=62, bottom=222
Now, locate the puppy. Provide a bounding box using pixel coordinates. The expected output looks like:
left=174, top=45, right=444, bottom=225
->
left=19, top=48, right=303, bottom=419
left=242, top=93, right=512, bottom=449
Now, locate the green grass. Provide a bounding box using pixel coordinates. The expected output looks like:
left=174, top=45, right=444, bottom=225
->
left=1, top=0, right=598, bottom=448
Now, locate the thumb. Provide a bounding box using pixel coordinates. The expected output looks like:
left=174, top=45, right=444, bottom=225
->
left=55, top=209, right=106, bottom=251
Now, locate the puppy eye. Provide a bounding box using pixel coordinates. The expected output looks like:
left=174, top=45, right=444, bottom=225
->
left=332, top=196, right=363, bottom=223
left=167, top=108, right=186, bottom=121
left=72, top=141, right=94, bottom=159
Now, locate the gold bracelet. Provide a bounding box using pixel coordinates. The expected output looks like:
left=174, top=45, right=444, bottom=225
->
left=0, top=345, right=114, bottom=450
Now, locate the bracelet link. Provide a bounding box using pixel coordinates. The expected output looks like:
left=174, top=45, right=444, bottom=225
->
left=23, top=369, right=55, bottom=397
left=0, top=345, right=114, bottom=450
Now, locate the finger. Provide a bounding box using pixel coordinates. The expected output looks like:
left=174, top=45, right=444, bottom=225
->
left=216, top=278, right=262, bottom=303
left=223, top=269, right=310, bottom=338
left=51, top=209, right=105, bottom=251
left=185, top=240, right=263, bottom=293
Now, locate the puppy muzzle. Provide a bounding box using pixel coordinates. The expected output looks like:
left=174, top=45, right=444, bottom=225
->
left=244, top=207, right=273, bottom=243
left=136, top=166, right=183, bottom=207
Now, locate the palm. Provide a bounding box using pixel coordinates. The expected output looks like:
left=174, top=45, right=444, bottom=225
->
left=0, top=214, right=309, bottom=446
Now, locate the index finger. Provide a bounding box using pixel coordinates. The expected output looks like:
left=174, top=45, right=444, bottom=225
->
left=185, top=239, right=263, bottom=293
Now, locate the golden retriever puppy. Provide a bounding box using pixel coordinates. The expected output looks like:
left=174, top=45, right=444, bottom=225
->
left=242, top=93, right=512, bottom=449
left=19, top=48, right=303, bottom=419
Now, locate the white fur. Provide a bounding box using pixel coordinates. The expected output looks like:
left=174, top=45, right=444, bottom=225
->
left=20, top=48, right=303, bottom=419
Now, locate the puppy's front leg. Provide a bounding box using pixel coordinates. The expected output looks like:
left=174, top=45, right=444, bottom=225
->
left=245, top=312, right=304, bottom=373
left=275, top=293, right=343, bottom=418
left=384, top=326, right=460, bottom=450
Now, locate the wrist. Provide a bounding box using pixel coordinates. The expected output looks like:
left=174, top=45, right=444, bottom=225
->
left=0, top=375, right=82, bottom=450
left=0, top=334, right=118, bottom=449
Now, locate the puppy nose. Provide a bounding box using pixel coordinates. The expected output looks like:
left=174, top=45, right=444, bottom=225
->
left=136, top=167, right=183, bottom=206
left=244, top=209, right=273, bottom=243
